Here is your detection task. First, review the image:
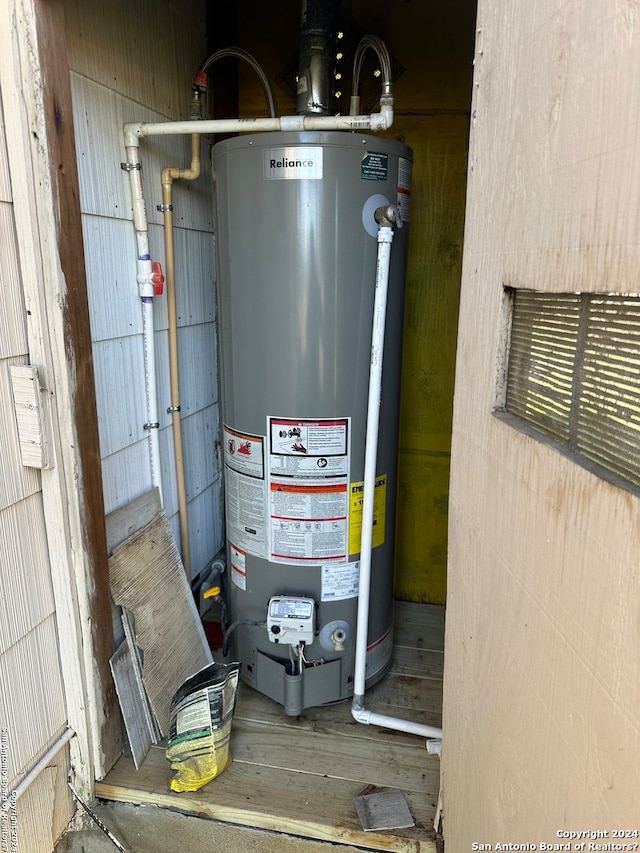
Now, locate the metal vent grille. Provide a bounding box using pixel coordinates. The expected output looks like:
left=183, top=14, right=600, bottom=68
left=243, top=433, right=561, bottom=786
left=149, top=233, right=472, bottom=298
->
left=504, top=289, right=640, bottom=487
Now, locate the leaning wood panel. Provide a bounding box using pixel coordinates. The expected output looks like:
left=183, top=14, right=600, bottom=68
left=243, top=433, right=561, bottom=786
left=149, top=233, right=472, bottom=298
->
left=110, top=636, right=157, bottom=769
left=109, top=512, right=212, bottom=734
left=105, top=487, right=162, bottom=556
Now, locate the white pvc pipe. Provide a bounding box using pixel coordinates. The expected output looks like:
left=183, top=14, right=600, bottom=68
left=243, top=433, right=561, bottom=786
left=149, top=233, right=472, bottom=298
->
left=123, top=145, right=163, bottom=502
left=123, top=108, right=393, bottom=146
left=2, top=728, right=74, bottom=805
left=141, top=297, right=162, bottom=499
left=350, top=218, right=443, bottom=744
left=352, top=226, right=393, bottom=701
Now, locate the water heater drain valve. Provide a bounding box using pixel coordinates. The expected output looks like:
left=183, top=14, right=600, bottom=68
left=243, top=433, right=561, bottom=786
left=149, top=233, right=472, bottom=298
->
left=330, top=627, right=347, bottom=652
left=267, top=596, right=315, bottom=646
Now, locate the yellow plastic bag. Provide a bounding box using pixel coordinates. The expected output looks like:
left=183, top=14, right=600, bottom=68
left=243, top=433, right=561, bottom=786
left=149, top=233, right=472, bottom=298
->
left=165, top=661, right=240, bottom=793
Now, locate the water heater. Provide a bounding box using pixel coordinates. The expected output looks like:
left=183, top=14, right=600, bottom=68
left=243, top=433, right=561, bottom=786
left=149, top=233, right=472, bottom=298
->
left=212, top=130, right=412, bottom=714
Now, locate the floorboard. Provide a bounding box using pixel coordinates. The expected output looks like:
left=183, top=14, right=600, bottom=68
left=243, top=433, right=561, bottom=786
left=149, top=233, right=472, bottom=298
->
left=96, top=601, right=444, bottom=852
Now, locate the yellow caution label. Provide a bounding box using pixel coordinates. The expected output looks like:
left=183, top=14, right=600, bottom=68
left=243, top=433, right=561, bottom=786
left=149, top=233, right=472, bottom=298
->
left=349, top=475, right=387, bottom=555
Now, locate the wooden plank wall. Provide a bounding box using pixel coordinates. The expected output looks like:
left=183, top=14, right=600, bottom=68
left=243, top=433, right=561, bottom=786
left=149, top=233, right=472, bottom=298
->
left=64, top=0, right=224, bottom=577
left=0, top=84, right=73, bottom=853
left=238, top=0, right=477, bottom=605
left=444, top=0, right=640, bottom=846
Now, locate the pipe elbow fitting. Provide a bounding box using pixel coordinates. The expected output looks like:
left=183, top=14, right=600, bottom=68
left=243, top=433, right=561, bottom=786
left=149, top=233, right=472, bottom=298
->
left=369, top=107, right=394, bottom=131
left=124, top=123, right=144, bottom=147
left=351, top=698, right=371, bottom=725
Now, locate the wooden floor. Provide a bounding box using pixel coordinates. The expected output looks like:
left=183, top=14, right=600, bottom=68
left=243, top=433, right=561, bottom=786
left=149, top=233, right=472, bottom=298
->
left=96, top=601, right=444, bottom=853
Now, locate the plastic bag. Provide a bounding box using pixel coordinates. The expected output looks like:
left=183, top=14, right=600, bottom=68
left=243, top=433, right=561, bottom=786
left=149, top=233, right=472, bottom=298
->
left=165, top=661, right=240, bottom=792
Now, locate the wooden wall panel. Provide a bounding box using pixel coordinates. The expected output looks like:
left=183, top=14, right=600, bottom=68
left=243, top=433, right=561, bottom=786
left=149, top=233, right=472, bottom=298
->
left=81, top=215, right=142, bottom=341
left=0, top=36, right=75, bottom=836
left=101, top=441, right=151, bottom=515
left=0, top=96, right=10, bottom=201
left=175, top=323, right=218, bottom=415
left=15, top=745, right=73, bottom=853
left=0, top=497, right=57, bottom=655
left=444, top=0, right=640, bottom=844
left=67, top=1, right=223, bottom=579
left=0, top=618, right=67, bottom=781
left=172, top=228, right=217, bottom=326
left=0, top=206, right=28, bottom=360
left=182, top=405, right=222, bottom=499
left=91, top=336, right=147, bottom=457
left=65, top=0, right=205, bottom=120
left=186, top=483, right=224, bottom=571
left=395, top=113, right=469, bottom=604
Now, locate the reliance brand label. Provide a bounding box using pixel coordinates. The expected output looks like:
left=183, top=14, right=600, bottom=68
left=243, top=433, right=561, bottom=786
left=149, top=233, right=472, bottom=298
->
left=264, top=147, right=323, bottom=180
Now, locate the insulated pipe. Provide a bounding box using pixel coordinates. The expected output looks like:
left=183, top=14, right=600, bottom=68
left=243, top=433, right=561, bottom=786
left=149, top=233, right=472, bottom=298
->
left=159, top=132, right=201, bottom=581
left=350, top=208, right=443, bottom=744
left=123, top=143, right=163, bottom=501
left=123, top=106, right=394, bottom=147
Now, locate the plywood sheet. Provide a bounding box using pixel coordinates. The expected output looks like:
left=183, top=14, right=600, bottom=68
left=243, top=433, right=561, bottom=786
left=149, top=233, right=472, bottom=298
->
left=108, top=512, right=212, bottom=735
left=109, top=637, right=156, bottom=769
left=105, top=488, right=162, bottom=556
left=354, top=788, right=415, bottom=831
left=444, top=0, right=640, bottom=844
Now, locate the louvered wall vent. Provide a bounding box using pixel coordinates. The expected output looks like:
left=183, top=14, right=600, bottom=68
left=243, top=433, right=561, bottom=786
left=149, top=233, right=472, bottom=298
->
left=498, top=288, right=640, bottom=490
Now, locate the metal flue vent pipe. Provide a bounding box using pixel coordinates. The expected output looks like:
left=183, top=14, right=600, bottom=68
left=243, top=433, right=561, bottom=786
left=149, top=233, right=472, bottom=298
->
left=296, top=0, right=339, bottom=115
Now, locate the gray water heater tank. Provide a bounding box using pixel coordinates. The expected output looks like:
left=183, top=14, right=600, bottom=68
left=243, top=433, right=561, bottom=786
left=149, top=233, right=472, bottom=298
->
left=212, top=130, right=412, bottom=714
